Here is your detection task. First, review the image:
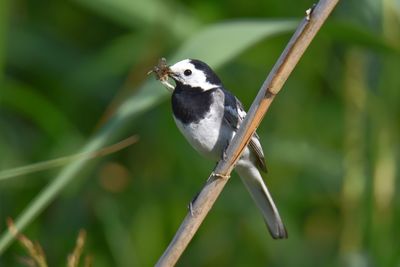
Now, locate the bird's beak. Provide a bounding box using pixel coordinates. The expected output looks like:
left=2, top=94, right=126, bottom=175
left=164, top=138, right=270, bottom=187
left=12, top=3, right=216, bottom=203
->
left=167, top=69, right=179, bottom=81
left=148, top=58, right=171, bottom=80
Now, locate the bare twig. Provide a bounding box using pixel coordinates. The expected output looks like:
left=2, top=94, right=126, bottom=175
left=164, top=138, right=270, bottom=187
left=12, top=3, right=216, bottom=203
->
left=156, top=0, right=339, bottom=266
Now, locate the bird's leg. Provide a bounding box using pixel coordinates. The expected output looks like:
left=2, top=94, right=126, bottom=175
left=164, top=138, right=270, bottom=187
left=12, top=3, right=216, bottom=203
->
left=206, top=141, right=231, bottom=181
left=190, top=172, right=229, bottom=216
left=207, top=160, right=231, bottom=183
left=189, top=169, right=229, bottom=216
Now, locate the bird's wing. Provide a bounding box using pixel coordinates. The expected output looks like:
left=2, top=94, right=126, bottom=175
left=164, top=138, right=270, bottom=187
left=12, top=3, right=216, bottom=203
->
left=221, top=88, right=245, bottom=130
left=222, top=89, right=267, bottom=173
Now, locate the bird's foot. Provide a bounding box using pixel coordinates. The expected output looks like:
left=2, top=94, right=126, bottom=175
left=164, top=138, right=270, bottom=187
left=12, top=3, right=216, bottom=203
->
left=210, top=172, right=230, bottom=181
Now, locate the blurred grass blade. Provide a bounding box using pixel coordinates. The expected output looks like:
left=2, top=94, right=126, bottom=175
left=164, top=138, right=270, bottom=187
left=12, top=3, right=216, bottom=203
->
left=0, top=19, right=296, bottom=253
left=0, top=0, right=9, bottom=82
left=340, top=49, right=368, bottom=262
left=0, top=136, right=138, bottom=181
left=95, top=197, right=138, bottom=267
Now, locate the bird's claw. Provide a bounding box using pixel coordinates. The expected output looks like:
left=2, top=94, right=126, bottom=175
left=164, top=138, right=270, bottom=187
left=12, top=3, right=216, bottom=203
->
left=211, top=172, right=230, bottom=180
left=188, top=192, right=200, bottom=217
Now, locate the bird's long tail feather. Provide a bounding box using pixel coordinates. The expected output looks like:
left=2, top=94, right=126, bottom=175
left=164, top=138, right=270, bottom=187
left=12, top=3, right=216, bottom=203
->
left=235, top=165, right=288, bottom=239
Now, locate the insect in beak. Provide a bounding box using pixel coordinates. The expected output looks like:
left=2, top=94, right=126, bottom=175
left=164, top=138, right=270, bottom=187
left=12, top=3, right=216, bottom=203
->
left=148, top=58, right=175, bottom=92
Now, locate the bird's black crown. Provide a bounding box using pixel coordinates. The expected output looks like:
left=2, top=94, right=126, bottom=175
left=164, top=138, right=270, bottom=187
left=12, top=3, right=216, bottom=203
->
left=189, top=59, right=223, bottom=86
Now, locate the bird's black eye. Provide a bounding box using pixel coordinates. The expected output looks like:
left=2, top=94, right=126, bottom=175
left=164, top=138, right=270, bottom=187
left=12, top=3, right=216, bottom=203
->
left=184, top=69, right=192, bottom=76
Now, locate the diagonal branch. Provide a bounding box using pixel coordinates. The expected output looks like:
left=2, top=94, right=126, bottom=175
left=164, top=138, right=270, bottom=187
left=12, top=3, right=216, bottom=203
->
left=156, top=0, right=339, bottom=266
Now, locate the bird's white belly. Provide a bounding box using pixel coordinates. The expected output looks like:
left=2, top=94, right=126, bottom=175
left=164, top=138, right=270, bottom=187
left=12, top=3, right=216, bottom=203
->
left=174, top=111, right=231, bottom=161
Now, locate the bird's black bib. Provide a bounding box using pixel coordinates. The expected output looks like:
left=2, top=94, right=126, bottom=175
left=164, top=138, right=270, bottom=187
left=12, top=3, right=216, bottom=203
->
left=172, top=83, right=215, bottom=124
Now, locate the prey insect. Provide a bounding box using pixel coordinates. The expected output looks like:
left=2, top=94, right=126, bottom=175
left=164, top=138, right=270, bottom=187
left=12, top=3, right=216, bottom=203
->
left=147, top=58, right=175, bottom=92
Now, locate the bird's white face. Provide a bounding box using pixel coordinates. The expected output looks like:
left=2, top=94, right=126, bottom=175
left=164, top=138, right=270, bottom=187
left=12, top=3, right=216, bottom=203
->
left=169, top=59, right=221, bottom=90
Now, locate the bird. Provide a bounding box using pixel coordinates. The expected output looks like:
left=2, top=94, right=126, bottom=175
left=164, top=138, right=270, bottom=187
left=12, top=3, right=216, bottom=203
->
left=165, top=58, right=287, bottom=239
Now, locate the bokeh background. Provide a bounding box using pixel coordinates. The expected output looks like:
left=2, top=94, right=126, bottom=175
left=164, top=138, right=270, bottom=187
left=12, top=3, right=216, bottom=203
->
left=1, top=0, right=400, bottom=266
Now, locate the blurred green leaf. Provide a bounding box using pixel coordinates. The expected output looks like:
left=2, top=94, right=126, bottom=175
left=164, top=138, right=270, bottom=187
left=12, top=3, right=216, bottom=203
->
left=68, top=33, right=147, bottom=91
left=0, top=19, right=297, bottom=254
left=172, top=20, right=297, bottom=65
left=325, top=21, right=400, bottom=54
left=7, top=29, right=82, bottom=77
left=1, top=80, right=77, bottom=139
left=75, top=0, right=166, bottom=25
left=74, top=0, right=198, bottom=36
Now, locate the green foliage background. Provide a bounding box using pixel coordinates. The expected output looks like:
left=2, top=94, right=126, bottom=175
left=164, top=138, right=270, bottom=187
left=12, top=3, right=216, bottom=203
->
left=1, top=0, right=400, bottom=266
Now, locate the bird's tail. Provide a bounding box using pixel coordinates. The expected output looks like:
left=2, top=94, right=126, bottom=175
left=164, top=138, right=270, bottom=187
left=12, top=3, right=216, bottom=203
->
left=235, top=165, right=288, bottom=239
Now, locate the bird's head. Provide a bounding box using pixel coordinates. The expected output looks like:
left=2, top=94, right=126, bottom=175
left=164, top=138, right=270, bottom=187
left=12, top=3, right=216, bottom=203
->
left=168, top=59, right=222, bottom=90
